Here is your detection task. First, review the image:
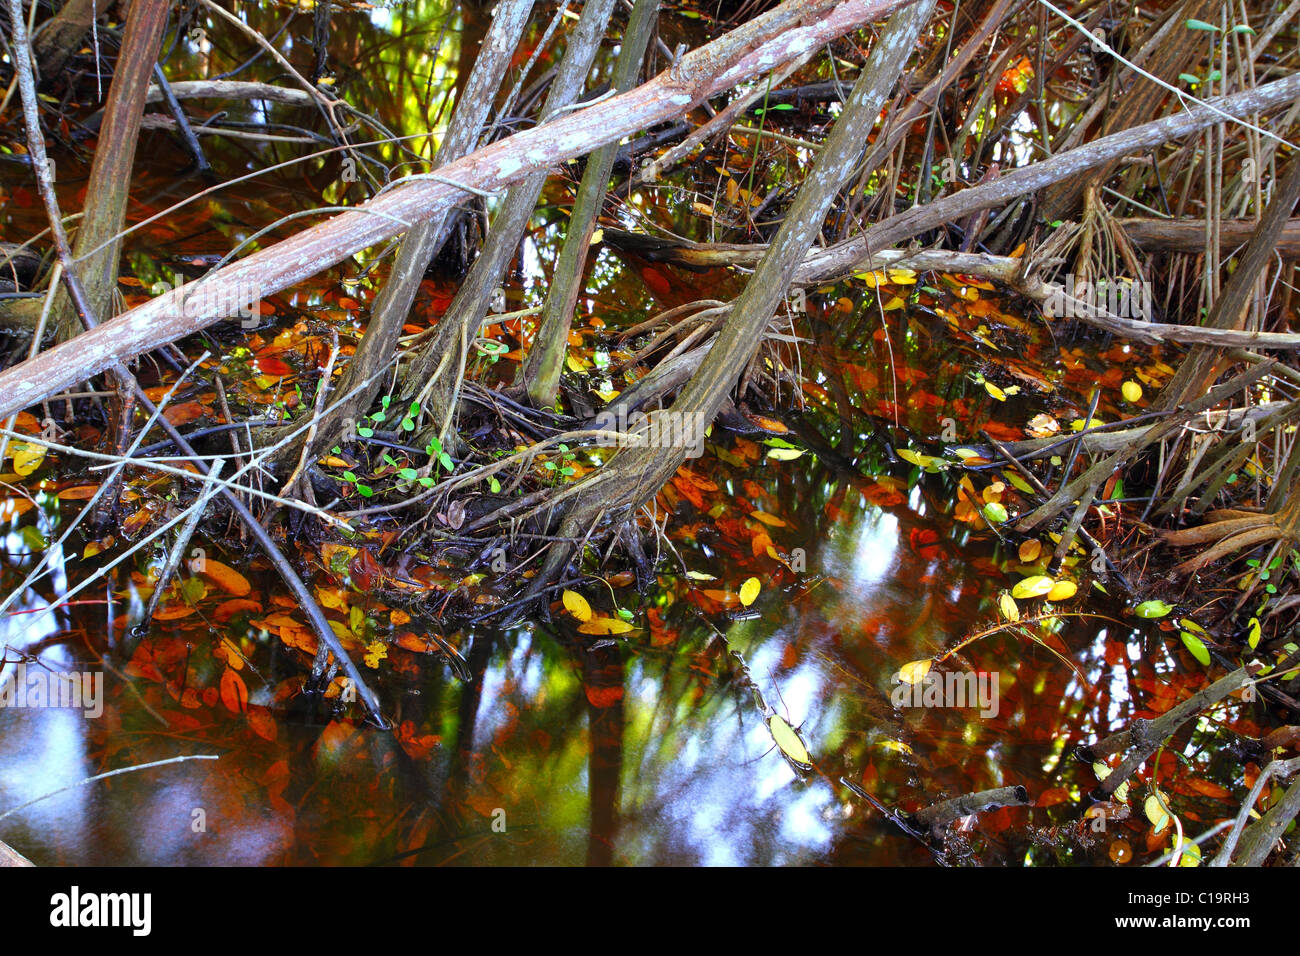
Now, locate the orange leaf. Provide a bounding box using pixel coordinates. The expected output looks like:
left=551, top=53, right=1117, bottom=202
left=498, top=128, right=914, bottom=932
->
left=198, top=559, right=251, bottom=596
left=163, top=401, right=205, bottom=426
left=213, top=598, right=261, bottom=623
left=749, top=510, right=787, bottom=528
left=57, top=484, right=101, bottom=500
left=395, top=632, right=437, bottom=653
left=219, top=667, right=248, bottom=713
left=153, top=604, right=196, bottom=621
left=255, top=356, right=293, bottom=377
left=247, top=706, right=277, bottom=741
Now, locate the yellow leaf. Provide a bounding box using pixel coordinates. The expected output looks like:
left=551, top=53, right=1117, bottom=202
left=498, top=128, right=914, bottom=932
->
left=882, top=295, right=905, bottom=311
left=887, top=268, right=917, bottom=284
left=739, top=577, right=761, bottom=606
left=768, top=714, right=811, bottom=766
left=898, top=659, right=932, bottom=684
left=984, top=381, right=1007, bottom=401
left=590, top=228, right=603, bottom=245
left=364, top=640, right=388, bottom=669
left=1011, top=575, right=1055, bottom=598
left=1047, top=580, right=1078, bottom=601
left=685, top=570, right=716, bottom=581
left=749, top=510, right=787, bottom=527
left=577, top=616, right=634, bottom=635
left=998, top=592, right=1020, bottom=622
left=562, top=589, right=592, bottom=622
left=9, top=441, right=45, bottom=477
left=1121, top=380, right=1143, bottom=403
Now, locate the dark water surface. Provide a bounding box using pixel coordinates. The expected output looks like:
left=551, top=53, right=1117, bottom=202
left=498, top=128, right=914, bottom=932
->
left=0, top=2, right=1236, bottom=866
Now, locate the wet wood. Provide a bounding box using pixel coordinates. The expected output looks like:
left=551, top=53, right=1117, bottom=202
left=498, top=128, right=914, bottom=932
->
left=1120, top=216, right=1300, bottom=257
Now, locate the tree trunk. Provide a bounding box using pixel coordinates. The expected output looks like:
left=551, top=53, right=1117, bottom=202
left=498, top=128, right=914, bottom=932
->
left=523, top=0, right=937, bottom=587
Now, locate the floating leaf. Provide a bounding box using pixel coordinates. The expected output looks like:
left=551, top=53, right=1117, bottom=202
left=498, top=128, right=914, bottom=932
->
left=1018, top=539, right=1042, bottom=563
left=1047, top=580, right=1078, bottom=601
left=685, top=570, right=717, bottom=581
left=1121, top=380, right=1143, bottom=403
left=998, top=592, right=1020, bottom=622
left=739, top=577, right=761, bottom=606
left=1144, top=793, right=1171, bottom=833
left=766, top=447, right=804, bottom=461
left=1180, top=631, right=1211, bottom=666
left=749, top=510, right=787, bottom=527
left=768, top=714, right=811, bottom=767
left=898, top=659, right=932, bottom=684
left=577, top=616, right=634, bottom=635
left=9, top=441, right=45, bottom=477
left=982, top=502, right=1008, bottom=523
left=1247, top=616, right=1261, bottom=650
left=1135, top=599, right=1174, bottom=619
left=562, top=589, right=592, bottom=622
left=1011, top=575, right=1055, bottom=599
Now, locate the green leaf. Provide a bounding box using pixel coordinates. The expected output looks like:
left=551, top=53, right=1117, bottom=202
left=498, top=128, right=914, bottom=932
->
left=438, top=452, right=454, bottom=471
left=1179, top=73, right=1202, bottom=85
left=399, top=467, right=418, bottom=480
left=401, top=418, right=415, bottom=431
left=488, top=476, right=501, bottom=494
left=356, top=426, right=374, bottom=438
left=1232, top=24, right=1256, bottom=34
left=1185, top=18, right=1219, bottom=30
left=1135, top=599, right=1174, bottom=619
left=1180, top=631, right=1211, bottom=666
left=342, top=471, right=358, bottom=483
left=982, top=502, right=1009, bottom=523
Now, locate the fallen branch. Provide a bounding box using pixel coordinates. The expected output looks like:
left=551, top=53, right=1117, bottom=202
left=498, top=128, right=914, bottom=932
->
left=0, top=0, right=906, bottom=422
left=912, top=785, right=1031, bottom=830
